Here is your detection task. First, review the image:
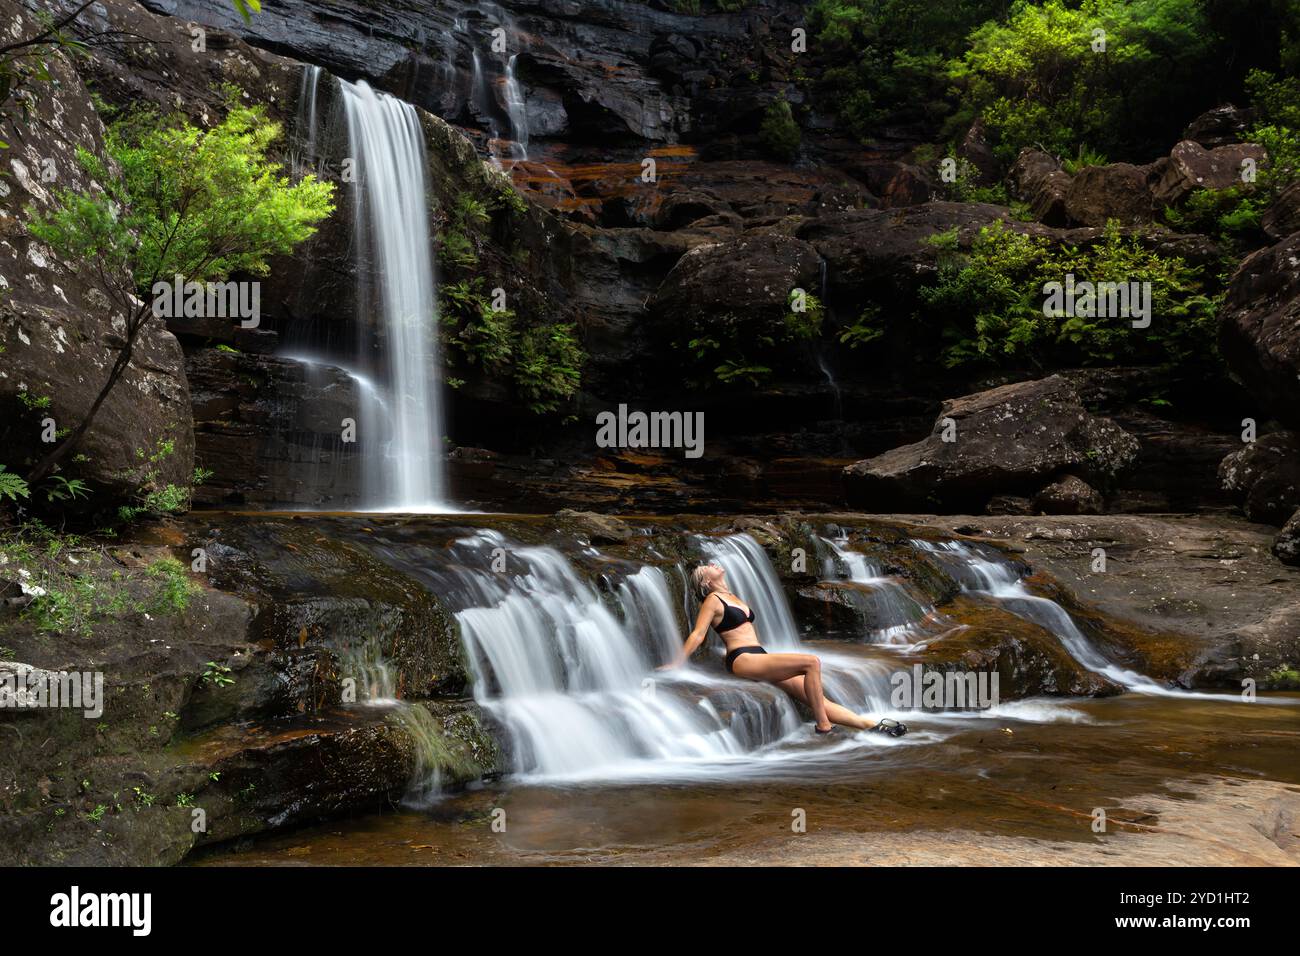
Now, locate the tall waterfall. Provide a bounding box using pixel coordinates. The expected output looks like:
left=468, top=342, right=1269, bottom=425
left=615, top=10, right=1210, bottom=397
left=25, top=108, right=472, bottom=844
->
left=339, top=80, right=448, bottom=511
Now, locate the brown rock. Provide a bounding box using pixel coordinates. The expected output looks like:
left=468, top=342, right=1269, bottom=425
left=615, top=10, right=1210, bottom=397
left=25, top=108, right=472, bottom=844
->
left=1007, top=149, right=1072, bottom=226
left=1033, top=475, right=1104, bottom=515
left=1064, top=163, right=1156, bottom=226
left=1219, top=233, right=1300, bottom=428
left=1153, top=140, right=1268, bottom=205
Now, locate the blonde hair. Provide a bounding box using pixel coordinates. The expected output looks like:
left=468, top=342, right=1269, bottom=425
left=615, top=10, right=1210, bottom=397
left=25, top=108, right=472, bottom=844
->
left=691, top=564, right=717, bottom=599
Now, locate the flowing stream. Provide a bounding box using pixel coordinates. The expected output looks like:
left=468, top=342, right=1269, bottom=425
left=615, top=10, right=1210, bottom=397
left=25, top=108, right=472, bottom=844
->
left=369, top=530, right=1152, bottom=793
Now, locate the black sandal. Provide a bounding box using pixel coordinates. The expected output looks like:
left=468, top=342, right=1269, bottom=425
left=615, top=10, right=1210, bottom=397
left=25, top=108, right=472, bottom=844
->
left=870, top=718, right=908, bottom=738
left=815, top=724, right=837, bottom=735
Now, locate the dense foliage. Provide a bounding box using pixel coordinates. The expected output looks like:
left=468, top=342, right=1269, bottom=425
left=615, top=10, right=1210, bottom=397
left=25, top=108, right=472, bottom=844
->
left=917, top=222, right=1218, bottom=371
left=436, top=189, right=585, bottom=415
left=809, top=0, right=1300, bottom=163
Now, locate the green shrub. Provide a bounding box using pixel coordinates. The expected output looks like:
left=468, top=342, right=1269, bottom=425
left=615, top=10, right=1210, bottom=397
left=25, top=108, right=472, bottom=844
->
left=759, top=94, right=801, bottom=162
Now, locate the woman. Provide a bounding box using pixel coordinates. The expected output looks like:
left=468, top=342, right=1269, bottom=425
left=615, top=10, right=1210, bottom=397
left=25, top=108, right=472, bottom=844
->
left=660, top=562, right=907, bottom=737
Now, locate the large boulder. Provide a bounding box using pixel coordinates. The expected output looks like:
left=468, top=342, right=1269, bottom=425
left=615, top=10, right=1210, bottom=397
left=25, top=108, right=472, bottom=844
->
left=1007, top=149, right=1072, bottom=226
left=1064, top=163, right=1157, bottom=226
left=0, top=17, right=193, bottom=505
left=843, top=376, right=1139, bottom=511
left=647, top=232, right=822, bottom=339
left=1152, top=140, right=1268, bottom=205
left=1219, top=232, right=1300, bottom=428
left=1274, top=509, right=1300, bottom=566
left=1218, top=432, right=1300, bottom=526
left=1182, top=105, right=1252, bottom=148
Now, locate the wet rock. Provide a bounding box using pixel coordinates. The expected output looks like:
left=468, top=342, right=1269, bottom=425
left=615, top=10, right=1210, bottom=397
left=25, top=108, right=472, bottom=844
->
left=920, top=597, right=1121, bottom=698
left=1034, top=475, right=1104, bottom=515
left=1153, top=140, right=1268, bottom=205
left=1219, top=231, right=1300, bottom=428
left=1273, top=509, right=1300, bottom=566
left=911, top=513, right=1300, bottom=688
left=843, top=376, right=1139, bottom=512
left=1064, top=163, right=1156, bottom=226
left=554, top=509, right=635, bottom=545
left=198, top=519, right=470, bottom=724
left=186, top=350, right=364, bottom=508
left=1007, top=149, right=1071, bottom=226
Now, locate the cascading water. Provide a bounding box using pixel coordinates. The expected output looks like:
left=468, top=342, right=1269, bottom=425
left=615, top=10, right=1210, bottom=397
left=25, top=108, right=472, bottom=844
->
left=910, top=539, right=1223, bottom=697
left=338, top=79, right=448, bottom=511
left=821, top=537, right=934, bottom=644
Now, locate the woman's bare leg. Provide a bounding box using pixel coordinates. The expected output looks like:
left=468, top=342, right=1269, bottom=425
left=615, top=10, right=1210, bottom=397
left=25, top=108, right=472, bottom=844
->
left=731, top=653, right=832, bottom=731
left=774, top=676, right=877, bottom=730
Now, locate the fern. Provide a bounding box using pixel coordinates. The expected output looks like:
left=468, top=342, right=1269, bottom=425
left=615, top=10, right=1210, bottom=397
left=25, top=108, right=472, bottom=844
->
left=0, top=466, right=30, bottom=502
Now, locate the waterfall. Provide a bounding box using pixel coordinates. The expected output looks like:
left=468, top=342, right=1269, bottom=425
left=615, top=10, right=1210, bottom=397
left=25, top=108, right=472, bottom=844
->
left=503, top=53, right=529, bottom=162
left=339, top=79, right=448, bottom=511
left=293, top=64, right=322, bottom=176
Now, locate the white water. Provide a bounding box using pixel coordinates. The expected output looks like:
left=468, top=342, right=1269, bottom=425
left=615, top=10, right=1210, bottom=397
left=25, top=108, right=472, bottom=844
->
left=293, top=64, right=322, bottom=176
left=502, top=52, right=529, bottom=162
left=376, top=527, right=1262, bottom=795
left=821, top=536, right=934, bottom=644
left=339, top=80, right=449, bottom=511
left=393, top=531, right=924, bottom=786
left=910, top=539, right=1230, bottom=698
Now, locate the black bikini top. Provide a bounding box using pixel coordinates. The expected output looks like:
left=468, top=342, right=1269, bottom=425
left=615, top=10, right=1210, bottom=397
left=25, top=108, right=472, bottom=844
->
left=712, top=593, right=755, bottom=632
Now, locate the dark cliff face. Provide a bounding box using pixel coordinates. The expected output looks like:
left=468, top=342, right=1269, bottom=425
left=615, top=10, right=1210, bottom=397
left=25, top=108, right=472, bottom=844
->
left=115, top=0, right=931, bottom=510
left=15, top=0, right=1281, bottom=516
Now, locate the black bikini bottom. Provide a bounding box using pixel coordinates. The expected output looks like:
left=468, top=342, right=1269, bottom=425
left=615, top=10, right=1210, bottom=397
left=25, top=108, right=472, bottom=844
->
left=725, top=645, right=767, bottom=674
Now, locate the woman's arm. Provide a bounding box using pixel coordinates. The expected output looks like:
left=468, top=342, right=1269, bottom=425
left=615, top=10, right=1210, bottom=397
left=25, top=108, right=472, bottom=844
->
left=659, top=597, right=717, bottom=669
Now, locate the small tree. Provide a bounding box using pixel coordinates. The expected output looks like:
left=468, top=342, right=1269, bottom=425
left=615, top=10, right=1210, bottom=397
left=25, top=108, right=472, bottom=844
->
left=26, top=96, right=334, bottom=487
